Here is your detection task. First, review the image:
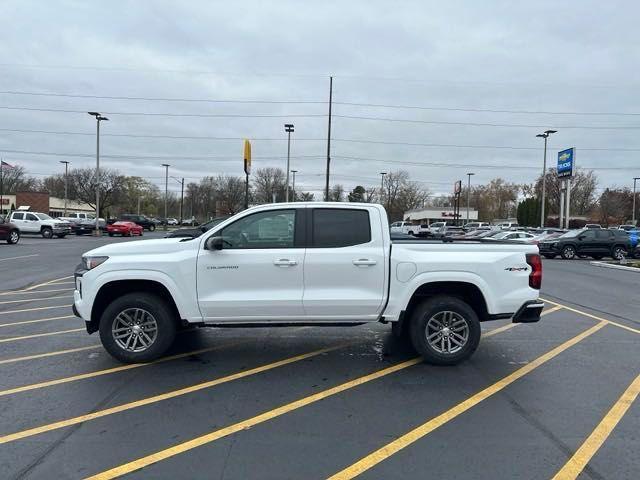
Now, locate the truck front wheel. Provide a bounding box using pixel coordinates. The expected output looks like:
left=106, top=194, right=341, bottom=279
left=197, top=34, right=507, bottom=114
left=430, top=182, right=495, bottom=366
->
left=409, top=296, right=481, bottom=366
left=98, top=292, right=177, bottom=363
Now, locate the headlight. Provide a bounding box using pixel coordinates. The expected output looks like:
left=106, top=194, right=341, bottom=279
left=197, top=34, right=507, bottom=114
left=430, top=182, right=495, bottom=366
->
left=83, top=256, right=109, bottom=270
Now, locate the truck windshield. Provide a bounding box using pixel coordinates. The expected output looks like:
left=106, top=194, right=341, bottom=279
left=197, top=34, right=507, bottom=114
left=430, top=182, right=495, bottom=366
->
left=36, top=213, right=53, bottom=220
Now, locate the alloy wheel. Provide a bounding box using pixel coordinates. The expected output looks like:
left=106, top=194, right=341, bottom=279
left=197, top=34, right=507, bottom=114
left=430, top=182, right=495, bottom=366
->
left=111, top=308, right=158, bottom=352
left=425, top=311, right=469, bottom=354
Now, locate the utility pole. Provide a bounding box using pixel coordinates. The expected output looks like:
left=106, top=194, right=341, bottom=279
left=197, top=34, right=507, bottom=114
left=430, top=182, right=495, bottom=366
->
left=60, top=160, right=70, bottom=216
left=324, top=76, right=333, bottom=201
left=161, top=164, right=170, bottom=230
left=536, top=129, right=557, bottom=228
left=466, top=172, right=474, bottom=223
left=180, top=177, right=184, bottom=224
left=632, top=177, right=639, bottom=225
left=379, top=172, right=387, bottom=206
left=88, top=112, right=108, bottom=236
left=284, top=124, right=294, bottom=202
left=291, top=170, right=297, bottom=200
left=137, top=196, right=142, bottom=216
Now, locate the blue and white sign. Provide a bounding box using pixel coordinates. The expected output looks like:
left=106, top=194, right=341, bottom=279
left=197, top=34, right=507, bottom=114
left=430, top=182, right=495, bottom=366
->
left=557, top=148, right=575, bottom=178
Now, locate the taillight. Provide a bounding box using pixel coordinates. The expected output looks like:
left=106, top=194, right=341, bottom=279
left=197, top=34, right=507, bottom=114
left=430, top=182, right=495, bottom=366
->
left=526, top=253, right=542, bottom=289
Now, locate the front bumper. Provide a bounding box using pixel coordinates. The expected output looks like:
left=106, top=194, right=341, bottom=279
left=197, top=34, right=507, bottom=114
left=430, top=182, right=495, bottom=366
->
left=512, top=300, right=545, bottom=323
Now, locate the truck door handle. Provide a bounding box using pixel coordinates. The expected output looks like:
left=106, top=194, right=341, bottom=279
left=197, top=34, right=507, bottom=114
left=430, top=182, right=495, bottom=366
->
left=353, top=259, right=377, bottom=266
left=274, top=259, right=297, bottom=267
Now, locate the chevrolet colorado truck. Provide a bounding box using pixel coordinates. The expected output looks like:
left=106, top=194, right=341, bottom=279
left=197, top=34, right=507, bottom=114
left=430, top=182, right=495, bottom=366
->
left=73, top=203, right=543, bottom=365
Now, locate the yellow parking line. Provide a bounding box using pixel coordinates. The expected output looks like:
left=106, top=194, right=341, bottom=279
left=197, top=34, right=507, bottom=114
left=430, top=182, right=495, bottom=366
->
left=10, top=275, right=74, bottom=293
left=0, top=343, right=351, bottom=446
left=0, top=295, right=71, bottom=305
left=541, top=297, right=640, bottom=335
left=482, top=305, right=562, bottom=338
left=0, top=315, right=74, bottom=328
left=0, top=305, right=69, bottom=315
left=0, top=288, right=73, bottom=297
left=0, top=340, right=248, bottom=398
left=551, top=372, right=640, bottom=480
left=82, top=307, right=570, bottom=480
left=326, top=321, right=607, bottom=480
left=0, top=346, right=101, bottom=366
left=0, top=328, right=84, bottom=343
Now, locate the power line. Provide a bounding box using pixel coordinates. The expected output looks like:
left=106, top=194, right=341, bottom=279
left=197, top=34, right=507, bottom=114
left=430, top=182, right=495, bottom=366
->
left=0, top=106, right=326, bottom=118
left=334, top=114, right=640, bottom=130
left=335, top=102, right=640, bottom=117
left=0, top=90, right=325, bottom=104
left=3, top=127, right=640, bottom=152
left=0, top=148, right=324, bottom=161
left=0, top=128, right=325, bottom=141
left=332, top=155, right=635, bottom=172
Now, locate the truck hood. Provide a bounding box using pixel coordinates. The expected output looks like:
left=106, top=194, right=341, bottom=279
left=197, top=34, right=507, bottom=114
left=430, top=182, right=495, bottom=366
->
left=83, top=237, right=195, bottom=257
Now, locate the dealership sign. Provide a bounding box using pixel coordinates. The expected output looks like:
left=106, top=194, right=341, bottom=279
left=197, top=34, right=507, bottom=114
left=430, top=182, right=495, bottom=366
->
left=557, top=148, right=575, bottom=178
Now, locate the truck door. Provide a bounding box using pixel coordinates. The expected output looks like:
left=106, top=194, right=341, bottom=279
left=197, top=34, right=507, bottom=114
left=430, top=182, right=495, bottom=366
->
left=24, top=213, right=40, bottom=233
left=303, top=207, right=386, bottom=320
left=196, top=207, right=305, bottom=321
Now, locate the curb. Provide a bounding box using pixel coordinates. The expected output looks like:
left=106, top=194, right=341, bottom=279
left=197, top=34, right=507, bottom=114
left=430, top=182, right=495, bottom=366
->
left=590, top=261, right=640, bottom=273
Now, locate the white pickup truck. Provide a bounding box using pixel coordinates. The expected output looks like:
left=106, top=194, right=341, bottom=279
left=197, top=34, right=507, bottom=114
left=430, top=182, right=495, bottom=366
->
left=9, top=211, right=72, bottom=238
left=73, top=203, right=543, bottom=365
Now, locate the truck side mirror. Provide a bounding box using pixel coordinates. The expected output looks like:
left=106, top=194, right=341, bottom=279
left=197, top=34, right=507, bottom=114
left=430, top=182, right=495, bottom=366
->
left=205, top=236, right=224, bottom=251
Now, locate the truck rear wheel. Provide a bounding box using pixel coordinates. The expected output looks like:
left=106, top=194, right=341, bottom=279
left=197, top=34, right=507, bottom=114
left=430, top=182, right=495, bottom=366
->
left=409, top=296, right=481, bottom=365
left=98, top=292, right=177, bottom=363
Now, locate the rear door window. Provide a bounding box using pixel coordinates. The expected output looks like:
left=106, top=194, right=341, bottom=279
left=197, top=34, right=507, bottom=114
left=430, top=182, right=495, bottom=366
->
left=12, top=213, right=24, bottom=220
left=311, top=209, right=371, bottom=248
left=596, top=230, right=612, bottom=240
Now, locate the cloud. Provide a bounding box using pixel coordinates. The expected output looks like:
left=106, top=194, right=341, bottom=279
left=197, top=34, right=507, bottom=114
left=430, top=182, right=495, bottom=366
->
left=0, top=0, right=638, bottom=198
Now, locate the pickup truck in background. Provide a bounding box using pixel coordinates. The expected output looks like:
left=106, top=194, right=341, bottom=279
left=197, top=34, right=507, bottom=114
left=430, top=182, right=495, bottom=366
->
left=9, top=211, right=72, bottom=238
left=389, top=221, right=417, bottom=236
left=73, top=203, right=543, bottom=365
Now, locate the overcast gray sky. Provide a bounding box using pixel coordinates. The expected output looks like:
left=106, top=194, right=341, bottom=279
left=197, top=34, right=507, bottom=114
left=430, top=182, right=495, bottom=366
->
left=0, top=0, right=638, bottom=198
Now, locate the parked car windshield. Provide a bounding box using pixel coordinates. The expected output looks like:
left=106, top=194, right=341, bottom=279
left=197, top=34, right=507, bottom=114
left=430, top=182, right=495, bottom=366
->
left=559, top=229, right=582, bottom=238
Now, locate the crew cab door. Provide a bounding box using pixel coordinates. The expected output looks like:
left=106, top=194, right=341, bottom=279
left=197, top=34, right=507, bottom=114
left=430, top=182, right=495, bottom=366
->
left=196, top=207, right=305, bottom=321
left=23, top=213, right=40, bottom=232
left=303, top=207, right=386, bottom=320
left=576, top=229, right=597, bottom=253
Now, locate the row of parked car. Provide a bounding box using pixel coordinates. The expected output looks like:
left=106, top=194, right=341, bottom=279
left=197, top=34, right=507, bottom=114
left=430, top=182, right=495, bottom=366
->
left=390, top=221, right=640, bottom=260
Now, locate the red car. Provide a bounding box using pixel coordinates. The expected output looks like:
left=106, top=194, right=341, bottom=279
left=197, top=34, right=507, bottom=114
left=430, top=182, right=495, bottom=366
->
left=0, top=216, right=20, bottom=244
left=106, top=221, right=144, bottom=237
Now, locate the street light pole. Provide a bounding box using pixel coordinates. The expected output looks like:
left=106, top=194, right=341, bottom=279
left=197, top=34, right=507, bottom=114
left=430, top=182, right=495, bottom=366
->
left=536, top=129, right=557, bottom=228
left=632, top=177, right=639, bottom=225
left=284, top=124, right=294, bottom=202
left=88, top=112, right=108, bottom=235
left=466, top=172, right=475, bottom=223
left=291, top=170, right=297, bottom=200
left=161, top=164, right=170, bottom=230
left=60, top=160, right=70, bottom=216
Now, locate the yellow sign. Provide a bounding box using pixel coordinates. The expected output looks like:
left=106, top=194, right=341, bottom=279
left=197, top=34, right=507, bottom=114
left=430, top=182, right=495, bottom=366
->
left=243, top=139, right=252, bottom=175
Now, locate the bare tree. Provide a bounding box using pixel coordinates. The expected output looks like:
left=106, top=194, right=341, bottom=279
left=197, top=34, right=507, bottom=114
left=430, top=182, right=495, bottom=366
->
left=253, top=167, right=286, bottom=204
left=216, top=175, right=246, bottom=214
left=528, top=168, right=598, bottom=215
left=68, top=168, right=123, bottom=217
left=382, top=170, right=430, bottom=221
left=328, top=184, right=345, bottom=202
left=597, top=188, right=633, bottom=226
left=297, top=191, right=315, bottom=201
left=0, top=165, right=40, bottom=194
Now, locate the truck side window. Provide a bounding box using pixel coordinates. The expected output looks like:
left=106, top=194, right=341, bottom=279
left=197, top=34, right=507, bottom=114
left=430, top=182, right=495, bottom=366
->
left=26, top=213, right=38, bottom=221
left=312, top=209, right=371, bottom=248
left=221, top=209, right=295, bottom=249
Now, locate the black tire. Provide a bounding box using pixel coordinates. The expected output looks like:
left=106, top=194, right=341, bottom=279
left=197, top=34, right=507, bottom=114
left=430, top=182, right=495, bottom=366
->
left=543, top=254, right=556, bottom=259
left=98, top=292, right=177, bottom=363
left=56, top=234, right=67, bottom=238
left=41, top=227, right=53, bottom=239
left=591, top=255, right=603, bottom=260
left=561, top=245, right=576, bottom=260
left=108, top=232, right=114, bottom=237
left=611, top=245, right=627, bottom=260
left=408, top=230, right=414, bottom=236
left=7, top=229, right=20, bottom=244
left=148, top=224, right=156, bottom=232
left=409, top=296, right=481, bottom=366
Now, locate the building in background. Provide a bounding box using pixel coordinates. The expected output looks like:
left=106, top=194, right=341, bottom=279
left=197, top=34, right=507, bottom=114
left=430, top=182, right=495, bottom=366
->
left=403, top=207, right=478, bottom=225
left=0, top=192, right=94, bottom=217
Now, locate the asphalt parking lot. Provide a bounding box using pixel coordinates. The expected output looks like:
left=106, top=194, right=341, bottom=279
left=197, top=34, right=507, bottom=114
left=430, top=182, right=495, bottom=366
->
left=1, top=235, right=639, bottom=480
